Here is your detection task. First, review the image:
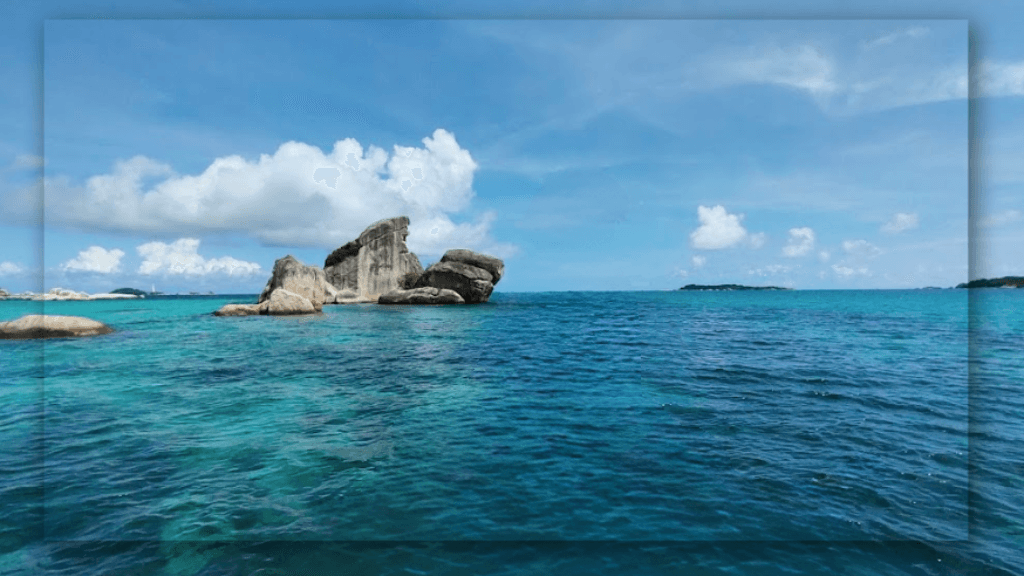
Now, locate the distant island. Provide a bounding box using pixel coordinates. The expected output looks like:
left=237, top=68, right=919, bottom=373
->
left=679, top=284, right=792, bottom=291
left=111, top=288, right=148, bottom=296
left=955, top=276, right=1024, bottom=289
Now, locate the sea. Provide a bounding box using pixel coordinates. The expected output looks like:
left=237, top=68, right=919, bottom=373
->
left=0, top=289, right=1020, bottom=575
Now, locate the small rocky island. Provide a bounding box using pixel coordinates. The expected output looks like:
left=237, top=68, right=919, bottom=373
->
left=215, top=216, right=504, bottom=316
left=679, top=284, right=792, bottom=291
left=955, top=276, right=1024, bottom=289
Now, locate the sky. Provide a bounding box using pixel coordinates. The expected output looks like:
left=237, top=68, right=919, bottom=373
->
left=0, top=2, right=1021, bottom=294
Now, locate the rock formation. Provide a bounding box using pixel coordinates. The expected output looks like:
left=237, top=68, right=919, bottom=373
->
left=213, top=288, right=319, bottom=317
left=380, top=248, right=505, bottom=305
left=323, top=216, right=423, bottom=303
left=440, top=249, right=505, bottom=284
left=214, top=217, right=507, bottom=314
left=378, top=286, right=466, bottom=305
left=0, top=315, right=114, bottom=339
left=215, top=255, right=328, bottom=316
left=414, top=260, right=494, bottom=303
left=258, top=255, right=333, bottom=311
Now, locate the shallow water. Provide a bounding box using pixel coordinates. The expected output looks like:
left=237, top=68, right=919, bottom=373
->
left=1, top=290, right=1021, bottom=575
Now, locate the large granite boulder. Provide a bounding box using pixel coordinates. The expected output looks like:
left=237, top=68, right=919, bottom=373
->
left=258, top=255, right=333, bottom=311
left=378, top=287, right=466, bottom=305
left=0, top=315, right=114, bottom=339
left=440, top=249, right=505, bottom=284
left=261, top=288, right=317, bottom=315
left=414, top=261, right=495, bottom=304
left=324, top=216, right=424, bottom=302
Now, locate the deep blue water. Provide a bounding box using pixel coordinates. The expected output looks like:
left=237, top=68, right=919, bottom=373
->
left=0, top=290, right=1020, bottom=575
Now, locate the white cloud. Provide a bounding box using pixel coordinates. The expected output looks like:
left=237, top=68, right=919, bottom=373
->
left=10, top=154, right=44, bottom=170
left=818, top=250, right=831, bottom=263
left=42, top=129, right=511, bottom=258
left=407, top=211, right=519, bottom=259
left=881, top=212, right=919, bottom=233
left=712, top=44, right=838, bottom=97
left=690, top=205, right=748, bottom=250
left=782, top=227, right=815, bottom=257
left=137, top=239, right=262, bottom=277
left=61, top=246, right=125, bottom=274
left=976, top=60, right=1024, bottom=98
left=748, top=264, right=793, bottom=277
left=0, top=261, right=25, bottom=275
left=981, top=209, right=1022, bottom=228
left=692, top=255, right=706, bottom=268
left=842, top=239, right=883, bottom=259
left=747, top=232, right=766, bottom=249
left=862, top=26, right=929, bottom=50
left=832, top=264, right=871, bottom=278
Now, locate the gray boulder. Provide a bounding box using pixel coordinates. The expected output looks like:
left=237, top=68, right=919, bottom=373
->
left=414, top=261, right=494, bottom=304
left=378, top=287, right=466, bottom=305
left=258, top=255, right=332, bottom=311
left=324, top=216, right=424, bottom=302
left=440, top=249, right=505, bottom=284
left=0, top=314, right=114, bottom=339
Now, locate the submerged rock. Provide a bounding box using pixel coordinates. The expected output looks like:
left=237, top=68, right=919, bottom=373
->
left=212, top=303, right=262, bottom=317
left=378, top=287, right=466, bottom=305
left=258, top=255, right=333, bottom=311
left=323, top=216, right=424, bottom=302
left=0, top=315, right=114, bottom=339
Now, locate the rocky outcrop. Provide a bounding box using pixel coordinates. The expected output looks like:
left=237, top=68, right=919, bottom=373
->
left=213, top=289, right=318, bottom=316
left=324, top=216, right=423, bottom=302
left=214, top=255, right=327, bottom=317
left=440, top=249, right=505, bottom=284
left=414, top=261, right=494, bottom=304
left=258, top=255, right=332, bottom=311
left=0, top=315, right=114, bottom=339
left=378, top=286, right=466, bottom=305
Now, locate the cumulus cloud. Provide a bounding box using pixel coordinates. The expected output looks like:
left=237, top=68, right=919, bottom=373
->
left=42, top=129, right=510, bottom=258
left=137, top=239, right=262, bottom=277
left=692, top=255, right=706, bottom=268
left=61, top=246, right=125, bottom=274
left=0, top=261, right=25, bottom=275
left=690, top=205, right=749, bottom=250
left=818, top=250, right=831, bottom=263
left=842, top=239, right=883, bottom=259
left=881, top=212, right=919, bottom=233
left=782, top=227, right=815, bottom=257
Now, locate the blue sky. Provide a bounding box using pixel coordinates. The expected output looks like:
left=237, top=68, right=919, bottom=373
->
left=0, top=2, right=1021, bottom=293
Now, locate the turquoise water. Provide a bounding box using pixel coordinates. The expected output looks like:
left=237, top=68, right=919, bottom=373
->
left=0, top=290, right=1020, bottom=574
